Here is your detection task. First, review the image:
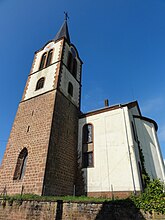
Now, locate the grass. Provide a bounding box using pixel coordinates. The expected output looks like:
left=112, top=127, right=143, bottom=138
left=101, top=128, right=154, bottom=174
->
left=0, top=194, right=116, bottom=203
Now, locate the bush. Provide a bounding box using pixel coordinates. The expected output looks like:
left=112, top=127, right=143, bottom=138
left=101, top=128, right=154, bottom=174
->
left=132, top=179, right=165, bottom=214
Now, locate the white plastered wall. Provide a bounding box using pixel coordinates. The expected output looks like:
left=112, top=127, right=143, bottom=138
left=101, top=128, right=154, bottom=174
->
left=78, top=106, right=141, bottom=193
left=24, top=40, right=62, bottom=101
left=59, top=66, right=80, bottom=107
left=32, top=41, right=62, bottom=73
left=135, top=118, right=165, bottom=182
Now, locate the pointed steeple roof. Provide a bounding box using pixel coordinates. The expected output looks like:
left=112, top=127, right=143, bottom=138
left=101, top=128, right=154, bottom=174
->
left=54, top=19, right=70, bottom=43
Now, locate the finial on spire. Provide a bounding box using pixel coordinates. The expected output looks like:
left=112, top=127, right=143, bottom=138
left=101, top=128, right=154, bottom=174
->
left=54, top=13, right=70, bottom=43
left=64, top=11, right=69, bottom=21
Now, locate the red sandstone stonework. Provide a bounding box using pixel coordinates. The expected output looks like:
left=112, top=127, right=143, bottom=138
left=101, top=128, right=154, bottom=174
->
left=87, top=191, right=135, bottom=199
left=0, top=91, right=56, bottom=195
left=0, top=199, right=162, bottom=220
left=43, top=91, right=80, bottom=196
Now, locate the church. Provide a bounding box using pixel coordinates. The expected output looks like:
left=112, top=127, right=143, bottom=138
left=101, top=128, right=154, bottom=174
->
left=0, top=18, right=164, bottom=198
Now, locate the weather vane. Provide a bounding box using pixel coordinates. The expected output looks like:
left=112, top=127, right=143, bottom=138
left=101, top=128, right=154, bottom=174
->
left=64, top=11, right=69, bottom=21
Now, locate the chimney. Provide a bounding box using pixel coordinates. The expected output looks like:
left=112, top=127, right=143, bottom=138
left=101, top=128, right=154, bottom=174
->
left=104, top=99, right=109, bottom=107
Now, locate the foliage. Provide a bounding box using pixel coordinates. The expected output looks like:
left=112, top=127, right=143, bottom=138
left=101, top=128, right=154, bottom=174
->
left=1, top=179, right=165, bottom=214
left=138, top=147, right=150, bottom=187
left=131, top=179, right=165, bottom=214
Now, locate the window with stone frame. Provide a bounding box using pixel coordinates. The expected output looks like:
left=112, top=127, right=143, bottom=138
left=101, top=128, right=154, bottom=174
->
left=67, top=48, right=77, bottom=78
left=83, top=152, right=93, bottom=168
left=46, top=49, right=53, bottom=67
left=39, top=52, right=47, bottom=70
left=39, top=49, right=53, bottom=70
left=35, top=77, right=45, bottom=90
left=72, top=58, right=77, bottom=78
left=13, top=148, right=28, bottom=180
left=67, top=51, right=73, bottom=72
left=82, top=124, right=94, bottom=168
left=68, top=82, right=73, bottom=97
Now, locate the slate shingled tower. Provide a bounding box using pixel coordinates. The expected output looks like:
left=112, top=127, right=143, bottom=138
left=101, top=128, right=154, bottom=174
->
left=0, top=19, right=83, bottom=196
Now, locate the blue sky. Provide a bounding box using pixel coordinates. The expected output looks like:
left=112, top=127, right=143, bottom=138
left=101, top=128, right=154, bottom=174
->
left=0, top=0, right=165, bottom=163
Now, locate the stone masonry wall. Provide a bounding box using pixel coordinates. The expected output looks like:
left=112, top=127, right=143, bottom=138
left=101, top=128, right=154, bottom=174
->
left=43, top=91, right=80, bottom=196
left=0, top=91, right=56, bottom=195
left=0, top=199, right=164, bottom=220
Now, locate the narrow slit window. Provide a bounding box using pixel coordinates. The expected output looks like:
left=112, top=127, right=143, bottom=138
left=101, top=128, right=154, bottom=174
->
left=27, top=126, right=30, bottom=132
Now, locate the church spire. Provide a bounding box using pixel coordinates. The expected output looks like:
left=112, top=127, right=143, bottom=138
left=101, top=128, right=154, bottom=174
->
left=54, top=13, right=70, bottom=43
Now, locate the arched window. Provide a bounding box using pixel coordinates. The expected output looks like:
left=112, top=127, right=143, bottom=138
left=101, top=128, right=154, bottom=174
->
left=13, top=148, right=28, bottom=180
left=71, top=47, right=76, bottom=57
left=46, top=49, right=53, bottom=67
left=67, top=48, right=77, bottom=79
left=72, top=59, right=77, bottom=78
left=39, top=49, right=54, bottom=70
left=82, top=124, right=94, bottom=168
left=68, top=82, right=73, bottom=97
left=39, top=52, right=47, bottom=70
left=36, top=77, right=45, bottom=90
left=83, top=124, right=93, bottom=144
left=67, top=51, right=73, bottom=72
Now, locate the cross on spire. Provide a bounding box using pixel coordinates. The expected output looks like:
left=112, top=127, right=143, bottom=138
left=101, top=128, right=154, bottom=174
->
left=64, top=11, right=69, bottom=21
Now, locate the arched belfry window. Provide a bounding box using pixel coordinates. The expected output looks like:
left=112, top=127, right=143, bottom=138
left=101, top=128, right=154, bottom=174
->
left=13, top=148, right=28, bottom=180
left=68, top=82, right=73, bottom=97
left=36, top=77, right=45, bottom=90
left=67, top=48, right=77, bottom=78
left=39, top=52, right=47, bottom=70
left=72, top=59, right=77, bottom=78
left=46, top=49, right=53, bottom=67
left=82, top=124, right=94, bottom=168
left=67, top=52, right=73, bottom=72
left=39, top=49, right=53, bottom=70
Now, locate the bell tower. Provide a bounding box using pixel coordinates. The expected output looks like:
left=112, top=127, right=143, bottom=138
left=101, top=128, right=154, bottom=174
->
left=0, top=18, right=83, bottom=196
